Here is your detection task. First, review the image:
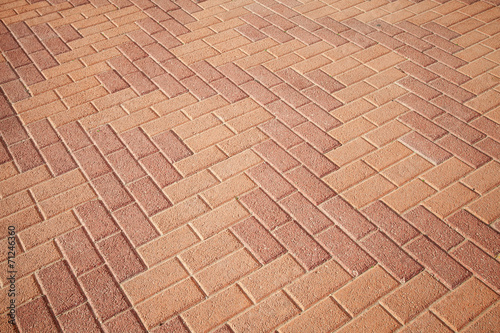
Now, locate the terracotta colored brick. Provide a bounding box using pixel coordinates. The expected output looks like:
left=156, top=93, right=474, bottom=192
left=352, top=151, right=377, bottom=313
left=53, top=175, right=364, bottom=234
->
left=174, top=145, right=226, bottom=177
left=0, top=190, right=34, bottom=221
left=105, top=148, right=145, bottom=184
left=425, top=47, right=467, bottom=69
left=471, top=117, right=500, bottom=142
left=201, top=173, right=255, bottom=208
left=218, top=127, right=268, bottom=156
left=246, top=65, right=282, bottom=88
left=139, top=152, right=181, bottom=188
left=395, top=45, right=436, bottom=67
left=104, top=310, right=146, bottom=333
left=447, top=210, right=500, bottom=256
left=295, top=121, right=341, bottom=153
left=211, top=77, right=248, bottom=103
left=191, top=199, right=249, bottom=239
left=405, top=235, right=471, bottom=289
left=97, top=232, right=145, bottom=282
left=252, top=139, right=298, bottom=173
left=37, top=260, right=85, bottom=315
left=437, top=134, right=491, bottom=168
left=0, top=165, right=50, bottom=198
left=113, top=204, right=158, bottom=247
left=17, top=297, right=59, bottom=333
left=281, top=297, right=350, bottom=332
left=398, top=111, right=447, bottom=141
left=461, top=302, right=500, bottom=333
left=334, top=265, right=399, bottom=315
left=127, top=176, right=172, bottom=216
left=152, top=316, right=189, bottom=333
left=179, top=229, right=241, bottom=274
left=79, top=265, right=130, bottom=322
left=89, top=125, right=124, bottom=155
left=230, top=291, right=300, bottom=332
left=422, top=157, right=473, bottom=190
left=246, top=163, right=295, bottom=200
left=404, top=205, right=464, bottom=251
left=433, top=95, right=479, bottom=122
left=209, top=149, right=261, bottom=181
left=136, top=278, right=204, bottom=330
left=338, top=304, right=400, bottom=333
left=74, top=200, right=118, bottom=241
left=232, top=217, right=286, bottom=264
left=396, top=93, right=442, bottom=120
left=195, top=248, right=260, bottom=294
left=363, top=201, right=420, bottom=245
left=452, top=241, right=500, bottom=293
left=259, top=119, right=302, bottom=149
left=399, top=311, right=453, bottom=333
left=153, top=130, right=193, bottom=163
left=462, top=161, right=500, bottom=194
left=382, top=271, right=448, bottom=324
left=39, top=182, right=96, bottom=218
left=240, top=80, right=279, bottom=105
left=431, top=278, right=498, bottom=331
left=274, top=221, right=330, bottom=270
left=108, top=54, right=138, bottom=76
left=190, top=60, right=223, bottom=82
left=96, top=69, right=129, bottom=93
left=9, top=139, right=44, bottom=172
left=400, top=132, right=452, bottom=165
left=92, top=173, right=133, bottom=211
left=120, top=127, right=158, bottom=159
left=26, top=119, right=59, bottom=149
left=57, top=122, right=92, bottom=151
left=40, top=141, right=77, bottom=176
left=57, top=303, right=102, bottom=333
left=239, top=188, right=291, bottom=230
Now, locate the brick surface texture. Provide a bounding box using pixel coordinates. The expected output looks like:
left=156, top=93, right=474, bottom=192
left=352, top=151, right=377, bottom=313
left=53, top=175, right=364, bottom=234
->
left=0, top=0, right=499, bottom=331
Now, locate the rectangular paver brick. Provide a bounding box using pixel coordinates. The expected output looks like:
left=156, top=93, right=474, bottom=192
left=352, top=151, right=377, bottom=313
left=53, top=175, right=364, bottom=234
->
left=128, top=176, right=172, bottom=216
left=246, top=162, right=295, bottom=200
left=400, top=132, right=452, bottom=165
left=91, top=173, right=133, bottom=211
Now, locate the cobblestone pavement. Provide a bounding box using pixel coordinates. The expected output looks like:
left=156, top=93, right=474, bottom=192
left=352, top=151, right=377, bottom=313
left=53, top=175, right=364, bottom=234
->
left=0, top=0, right=499, bottom=331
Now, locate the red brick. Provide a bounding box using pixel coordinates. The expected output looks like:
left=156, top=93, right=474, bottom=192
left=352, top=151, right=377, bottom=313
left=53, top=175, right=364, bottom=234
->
left=0, top=62, right=17, bottom=85
left=108, top=55, right=138, bottom=76
left=435, top=113, right=486, bottom=144
left=405, top=236, right=471, bottom=289
left=113, top=203, right=159, bottom=246
left=307, top=70, right=345, bottom=94
left=152, top=30, right=182, bottom=49
left=280, top=191, right=333, bottom=234
left=285, top=166, right=335, bottom=205
left=428, top=62, right=469, bottom=85
left=437, top=134, right=491, bottom=168
left=9, top=22, right=32, bottom=38
left=290, top=142, right=338, bottom=177
left=320, top=196, right=376, bottom=239
left=9, top=139, right=45, bottom=172
left=58, top=122, right=92, bottom=151
left=262, top=25, right=294, bottom=43
left=259, top=119, right=303, bottom=149
left=79, top=265, right=130, bottom=322
left=397, top=61, right=439, bottom=83
left=471, top=117, right=500, bottom=142
left=425, top=47, right=467, bottom=68
left=433, top=95, right=479, bottom=122
left=128, top=176, right=172, bottom=216
left=398, top=76, right=441, bottom=100
left=124, top=71, right=158, bottom=95
left=161, top=18, right=190, bottom=35
left=396, top=21, right=432, bottom=38
left=121, top=127, right=158, bottom=159
left=368, top=31, right=404, bottom=50
left=26, top=120, right=58, bottom=149
left=395, top=32, right=432, bottom=51
left=106, top=148, right=146, bottom=183
left=143, top=43, right=174, bottom=63
left=430, top=78, right=475, bottom=103
left=211, top=78, right=248, bottom=103
left=370, top=19, right=404, bottom=36
left=37, top=260, right=85, bottom=315
left=153, top=130, right=193, bottom=162
left=246, top=163, right=295, bottom=200
left=92, top=173, right=134, bottom=211
left=73, top=145, right=111, bottom=179
left=289, top=26, right=322, bottom=45
left=190, top=61, right=223, bottom=83
left=274, top=221, right=330, bottom=270
left=276, top=68, right=313, bottom=90
left=0, top=116, right=28, bottom=145
left=89, top=125, right=124, bottom=155
left=399, top=111, right=448, bottom=141
left=404, top=205, right=464, bottom=251
left=241, top=13, right=271, bottom=29
left=297, top=121, right=341, bottom=152
left=54, top=24, right=82, bottom=43
left=447, top=210, right=500, bottom=256
left=18, top=35, right=44, bottom=54
left=153, top=73, right=187, bottom=98
left=400, top=132, right=452, bottom=164
left=297, top=102, right=341, bottom=131
left=232, top=217, right=286, bottom=264
left=41, top=141, right=77, bottom=176
left=341, top=29, right=376, bottom=48
left=362, top=201, right=420, bottom=245
left=181, top=75, right=216, bottom=100
left=396, top=45, right=436, bottom=67
left=303, top=86, right=343, bottom=112
left=476, top=138, right=500, bottom=160
left=271, top=83, right=310, bottom=108
left=5, top=48, right=31, bottom=68
left=452, top=241, right=500, bottom=293
left=316, top=16, right=349, bottom=33
left=97, top=232, right=146, bottom=282
left=253, top=139, right=299, bottom=172
left=17, top=297, right=59, bottom=333
left=318, top=226, right=376, bottom=277
left=239, top=188, right=291, bottom=230
left=118, top=41, right=147, bottom=61
left=162, top=58, right=194, bottom=81
left=291, top=15, right=321, bottom=31
left=103, top=310, right=145, bottom=332
left=30, top=50, right=59, bottom=70
left=397, top=93, right=443, bottom=119
left=57, top=303, right=102, bottom=333
left=0, top=137, right=11, bottom=164
left=140, top=152, right=182, bottom=188
left=96, top=70, right=129, bottom=93
left=0, top=92, right=15, bottom=119
left=236, top=24, right=267, bottom=41
left=361, top=231, right=423, bottom=283
left=423, top=22, right=460, bottom=39
left=0, top=33, right=20, bottom=51
left=246, top=65, right=282, bottom=88
left=241, top=80, right=279, bottom=105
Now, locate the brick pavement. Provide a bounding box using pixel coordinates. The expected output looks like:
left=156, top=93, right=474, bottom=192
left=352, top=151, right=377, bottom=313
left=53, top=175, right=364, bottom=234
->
left=0, top=0, right=499, bottom=331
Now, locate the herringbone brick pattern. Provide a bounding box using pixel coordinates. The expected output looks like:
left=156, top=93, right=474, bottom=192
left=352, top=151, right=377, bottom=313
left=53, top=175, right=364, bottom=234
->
left=0, top=0, right=499, bottom=330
